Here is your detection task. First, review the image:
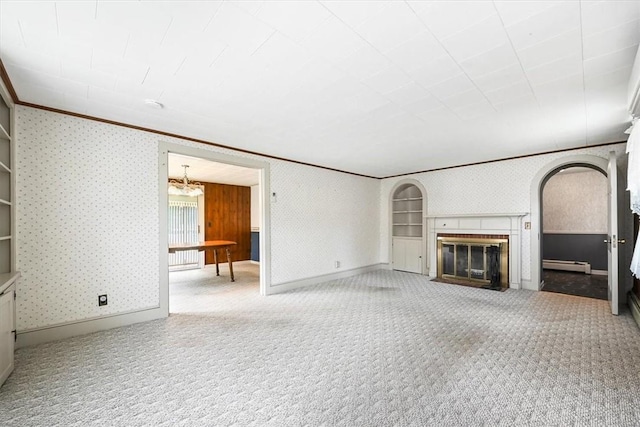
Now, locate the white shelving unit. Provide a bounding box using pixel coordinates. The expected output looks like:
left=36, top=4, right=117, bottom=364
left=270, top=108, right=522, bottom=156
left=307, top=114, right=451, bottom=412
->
left=0, top=87, right=13, bottom=274
left=392, top=184, right=424, bottom=273
left=392, top=186, right=423, bottom=238
left=0, top=81, right=18, bottom=388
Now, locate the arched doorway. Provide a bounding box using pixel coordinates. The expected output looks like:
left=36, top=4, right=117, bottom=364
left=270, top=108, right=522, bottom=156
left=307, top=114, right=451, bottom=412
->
left=540, top=165, right=608, bottom=299
left=390, top=180, right=427, bottom=274
left=530, top=154, right=609, bottom=291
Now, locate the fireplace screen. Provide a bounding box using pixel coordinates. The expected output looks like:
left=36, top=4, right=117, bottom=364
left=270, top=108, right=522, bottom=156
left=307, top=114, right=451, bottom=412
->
left=437, top=235, right=509, bottom=288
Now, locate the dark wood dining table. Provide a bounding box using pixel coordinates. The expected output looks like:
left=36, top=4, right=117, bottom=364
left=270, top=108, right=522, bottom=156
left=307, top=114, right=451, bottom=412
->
left=168, top=240, right=237, bottom=281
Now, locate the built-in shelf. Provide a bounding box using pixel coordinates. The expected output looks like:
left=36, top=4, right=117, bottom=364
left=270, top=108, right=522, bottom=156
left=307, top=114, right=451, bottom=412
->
left=0, top=125, right=9, bottom=141
left=392, top=184, right=423, bottom=239
left=0, top=87, right=14, bottom=275
left=392, top=197, right=422, bottom=201
left=391, top=183, right=425, bottom=273
left=0, top=82, right=16, bottom=388
left=0, top=272, right=19, bottom=294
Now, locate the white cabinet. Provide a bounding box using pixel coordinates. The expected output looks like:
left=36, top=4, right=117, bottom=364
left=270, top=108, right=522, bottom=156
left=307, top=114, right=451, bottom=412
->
left=393, top=237, right=422, bottom=273
left=0, top=276, right=17, bottom=386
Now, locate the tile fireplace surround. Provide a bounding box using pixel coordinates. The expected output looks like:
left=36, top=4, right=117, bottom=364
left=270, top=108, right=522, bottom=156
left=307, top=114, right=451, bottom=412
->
left=426, top=213, right=527, bottom=289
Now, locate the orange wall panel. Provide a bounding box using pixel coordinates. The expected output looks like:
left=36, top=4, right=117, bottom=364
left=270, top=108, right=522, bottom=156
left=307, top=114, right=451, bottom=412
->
left=203, top=182, right=251, bottom=263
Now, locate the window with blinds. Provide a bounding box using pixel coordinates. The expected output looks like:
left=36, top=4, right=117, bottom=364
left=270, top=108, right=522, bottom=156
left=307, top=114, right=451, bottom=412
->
left=168, top=200, right=199, bottom=268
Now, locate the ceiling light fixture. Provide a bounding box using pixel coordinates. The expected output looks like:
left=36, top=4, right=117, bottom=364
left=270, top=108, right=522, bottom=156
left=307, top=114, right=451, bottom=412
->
left=168, top=165, right=203, bottom=197
left=144, top=99, right=164, bottom=109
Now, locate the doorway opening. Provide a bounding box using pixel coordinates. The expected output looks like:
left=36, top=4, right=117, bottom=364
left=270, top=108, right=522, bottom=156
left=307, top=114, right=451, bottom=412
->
left=159, top=142, right=271, bottom=317
left=540, top=164, right=608, bottom=299
left=167, top=153, right=262, bottom=314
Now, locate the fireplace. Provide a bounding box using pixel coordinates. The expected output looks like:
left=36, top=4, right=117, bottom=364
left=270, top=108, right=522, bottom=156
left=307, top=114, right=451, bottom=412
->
left=437, top=234, right=509, bottom=289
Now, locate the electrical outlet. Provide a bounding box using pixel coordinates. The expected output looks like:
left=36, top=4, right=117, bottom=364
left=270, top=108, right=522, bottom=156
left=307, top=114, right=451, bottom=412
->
left=335, top=261, right=340, bottom=269
left=98, top=294, right=108, bottom=306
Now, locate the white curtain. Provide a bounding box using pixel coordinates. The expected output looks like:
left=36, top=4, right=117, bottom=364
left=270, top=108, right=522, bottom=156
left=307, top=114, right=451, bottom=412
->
left=627, top=121, right=640, bottom=278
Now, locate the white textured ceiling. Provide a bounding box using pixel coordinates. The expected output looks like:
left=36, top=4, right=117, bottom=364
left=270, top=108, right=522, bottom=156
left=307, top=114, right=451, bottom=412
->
left=169, top=153, right=259, bottom=186
left=1, top=1, right=638, bottom=178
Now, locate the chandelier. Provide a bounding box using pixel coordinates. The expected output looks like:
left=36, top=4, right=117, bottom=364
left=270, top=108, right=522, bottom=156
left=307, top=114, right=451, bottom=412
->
left=168, top=165, right=204, bottom=197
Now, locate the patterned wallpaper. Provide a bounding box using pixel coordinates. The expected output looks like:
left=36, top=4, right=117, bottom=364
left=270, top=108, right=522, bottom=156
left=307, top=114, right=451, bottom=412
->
left=16, top=111, right=160, bottom=330
left=14, top=104, right=629, bottom=331
left=15, top=106, right=380, bottom=331
left=543, top=169, right=608, bottom=233
left=269, top=160, right=380, bottom=282
left=379, top=143, right=628, bottom=282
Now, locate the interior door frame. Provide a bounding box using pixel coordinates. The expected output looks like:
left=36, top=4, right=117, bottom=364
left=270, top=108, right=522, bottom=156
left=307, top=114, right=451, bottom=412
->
left=606, top=151, right=624, bottom=315
left=530, top=154, right=609, bottom=291
left=158, top=142, right=272, bottom=317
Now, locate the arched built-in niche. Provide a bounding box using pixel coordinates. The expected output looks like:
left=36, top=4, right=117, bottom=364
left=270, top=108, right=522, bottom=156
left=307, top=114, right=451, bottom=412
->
left=389, top=179, right=427, bottom=274
left=530, top=155, right=608, bottom=291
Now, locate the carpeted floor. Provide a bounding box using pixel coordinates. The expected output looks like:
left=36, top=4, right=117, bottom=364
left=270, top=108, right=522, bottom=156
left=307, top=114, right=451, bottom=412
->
left=1, top=268, right=640, bottom=426
left=169, top=261, right=261, bottom=314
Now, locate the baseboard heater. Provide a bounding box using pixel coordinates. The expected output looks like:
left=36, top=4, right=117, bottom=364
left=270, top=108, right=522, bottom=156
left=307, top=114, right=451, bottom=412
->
left=543, top=259, right=591, bottom=274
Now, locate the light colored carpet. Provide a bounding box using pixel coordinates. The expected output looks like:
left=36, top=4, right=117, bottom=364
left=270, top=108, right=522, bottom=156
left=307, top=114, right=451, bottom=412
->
left=169, top=261, right=260, bottom=314
left=1, top=268, right=640, bottom=426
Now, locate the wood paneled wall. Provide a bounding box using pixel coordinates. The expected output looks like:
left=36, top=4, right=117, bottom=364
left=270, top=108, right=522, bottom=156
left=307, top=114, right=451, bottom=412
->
left=204, top=182, right=251, bottom=263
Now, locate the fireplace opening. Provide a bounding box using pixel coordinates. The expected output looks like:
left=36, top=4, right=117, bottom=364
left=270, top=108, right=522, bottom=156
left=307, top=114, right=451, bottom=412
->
left=437, top=234, right=509, bottom=289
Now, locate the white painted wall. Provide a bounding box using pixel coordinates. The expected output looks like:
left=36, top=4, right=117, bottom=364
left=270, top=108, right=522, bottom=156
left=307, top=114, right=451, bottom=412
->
left=380, top=143, right=629, bottom=285
left=15, top=106, right=381, bottom=332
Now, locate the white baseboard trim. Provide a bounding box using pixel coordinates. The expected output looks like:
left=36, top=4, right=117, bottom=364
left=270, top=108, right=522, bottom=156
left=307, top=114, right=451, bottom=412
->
left=591, top=269, right=608, bottom=276
left=629, top=292, right=640, bottom=330
left=521, top=279, right=538, bottom=291
left=267, top=263, right=385, bottom=295
left=168, top=264, right=200, bottom=272
left=16, top=307, right=166, bottom=348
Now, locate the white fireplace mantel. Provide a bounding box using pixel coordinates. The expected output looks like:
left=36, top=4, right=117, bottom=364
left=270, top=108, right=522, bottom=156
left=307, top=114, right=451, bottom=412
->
left=425, top=213, right=528, bottom=218
left=425, top=213, right=528, bottom=289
